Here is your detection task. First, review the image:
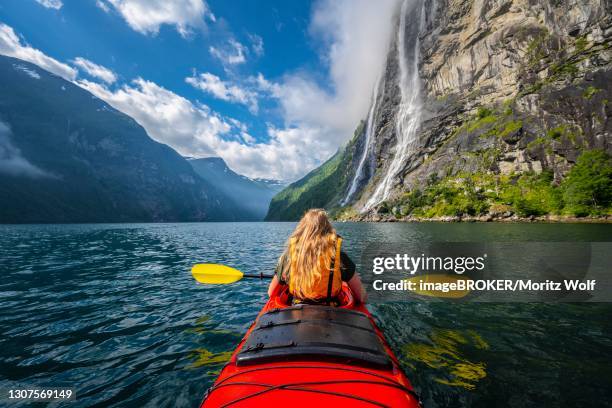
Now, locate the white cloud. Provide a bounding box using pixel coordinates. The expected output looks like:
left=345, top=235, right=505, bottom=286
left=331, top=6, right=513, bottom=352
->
left=241, top=132, right=255, bottom=144
left=76, top=78, right=230, bottom=157
left=186, top=71, right=258, bottom=112
left=233, top=126, right=335, bottom=179
left=76, top=77, right=334, bottom=180
left=76, top=0, right=400, bottom=180
left=209, top=39, right=247, bottom=65
left=249, top=72, right=280, bottom=94
left=0, top=121, right=53, bottom=178
left=13, top=63, right=41, bottom=79
left=0, top=23, right=77, bottom=80
left=248, top=33, right=264, bottom=57
left=34, top=0, right=63, bottom=10
left=0, top=0, right=401, bottom=181
left=96, top=0, right=110, bottom=13
left=72, top=57, right=117, bottom=84
left=100, top=0, right=212, bottom=37
left=0, top=23, right=322, bottom=180
left=267, top=0, right=399, bottom=150
left=224, top=0, right=400, bottom=180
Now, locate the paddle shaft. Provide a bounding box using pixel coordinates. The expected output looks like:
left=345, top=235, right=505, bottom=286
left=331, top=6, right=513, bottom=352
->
left=243, top=272, right=274, bottom=280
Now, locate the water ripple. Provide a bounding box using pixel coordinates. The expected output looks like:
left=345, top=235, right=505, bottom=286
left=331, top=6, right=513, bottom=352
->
left=0, top=222, right=610, bottom=407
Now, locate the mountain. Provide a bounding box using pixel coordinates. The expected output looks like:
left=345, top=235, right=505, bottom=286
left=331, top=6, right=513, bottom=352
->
left=252, top=178, right=286, bottom=194
left=265, top=123, right=363, bottom=221
left=189, top=157, right=285, bottom=220
left=0, top=55, right=240, bottom=223
left=267, top=0, right=612, bottom=221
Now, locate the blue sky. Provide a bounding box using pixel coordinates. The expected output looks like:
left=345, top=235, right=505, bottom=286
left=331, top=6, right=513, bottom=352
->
left=0, top=0, right=398, bottom=180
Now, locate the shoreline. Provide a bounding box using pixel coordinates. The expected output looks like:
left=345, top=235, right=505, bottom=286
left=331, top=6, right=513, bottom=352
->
left=338, top=214, right=612, bottom=224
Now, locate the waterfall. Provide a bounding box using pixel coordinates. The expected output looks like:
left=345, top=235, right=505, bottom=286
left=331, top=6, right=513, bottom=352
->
left=364, top=0, right=425, bottom=210
left=341, top=76, right=382, bottom=206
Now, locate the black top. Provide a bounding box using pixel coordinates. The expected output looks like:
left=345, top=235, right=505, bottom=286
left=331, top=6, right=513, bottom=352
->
left=275, top=250, right=356, bottom=283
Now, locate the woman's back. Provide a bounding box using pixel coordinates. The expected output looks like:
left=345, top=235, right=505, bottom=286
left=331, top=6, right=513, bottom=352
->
left=268, top=209, right=366, bottom=304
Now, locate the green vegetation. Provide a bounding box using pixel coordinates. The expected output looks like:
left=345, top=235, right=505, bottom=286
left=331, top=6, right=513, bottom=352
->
left=518, top=31, right=606, bottom=98
left=561, top=150, right=612, bottom=216
left=385, top=150, right=611, bottom=218
left=527, top=123, right=581, bottom=150
left=467, top=109, right=498, bottom=132
left=265, top=121, right=365, bottom=220
left=574, top=36, right=588, bottom=52
left=527, top=136, right=549, bottom=150
left=583, top=85, right=601, bottom=99
left=266, top=22, right=610, bottom=223
left=498, top=120, right=523, bottom=138
left=476, top=107, right=492, bottom=119
left=454, top=103, right=522, bottom=141
left=547, top=126, right=565, bottom=140
left=266, top=151, right=347, bottom=220
left=390, top=170, right=559, bottom=218
left=332, top=206, right=360, bottom=221
left=525, top=30, right=551, bottom=68
left=549, top=59, right=579, bottom=78
left=371, top=99, right=607, bottom=220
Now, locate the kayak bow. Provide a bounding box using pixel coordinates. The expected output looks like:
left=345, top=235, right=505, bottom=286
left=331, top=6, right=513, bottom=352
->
left=199, top=283, right=421, bottom=407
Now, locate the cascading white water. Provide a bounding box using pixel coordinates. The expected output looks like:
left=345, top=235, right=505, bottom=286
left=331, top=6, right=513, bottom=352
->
left=364, top=0, right=425, bottom=210
left=341, top=76, right=382, bottom=206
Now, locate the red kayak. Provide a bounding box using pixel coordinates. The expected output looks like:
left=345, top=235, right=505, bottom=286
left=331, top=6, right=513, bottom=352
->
left=200, top=283, right=421, bottom=407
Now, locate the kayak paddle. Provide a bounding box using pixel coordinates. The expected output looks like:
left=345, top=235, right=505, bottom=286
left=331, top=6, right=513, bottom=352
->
left=191, top=263, right=271, bottom=284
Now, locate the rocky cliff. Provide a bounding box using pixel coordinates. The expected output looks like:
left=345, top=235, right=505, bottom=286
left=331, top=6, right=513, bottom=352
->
left=267, top=0, right=612, bottom=221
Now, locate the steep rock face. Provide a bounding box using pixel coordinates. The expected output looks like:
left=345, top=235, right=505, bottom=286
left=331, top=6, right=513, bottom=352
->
left=0, top=56, right=239, bottom=223
left=268, top=0, right=611, bottom=220
left=422, top=0, right=607, bottom=103
left=389, top=0, right=611, bottom=201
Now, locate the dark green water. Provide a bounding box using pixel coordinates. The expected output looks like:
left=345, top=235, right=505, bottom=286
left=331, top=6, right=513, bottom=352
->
left=0, top=222, right=611, bottom=407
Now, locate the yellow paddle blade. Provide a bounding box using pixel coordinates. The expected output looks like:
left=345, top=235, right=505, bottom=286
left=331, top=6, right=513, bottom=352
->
left=191, top=264, right=244, bottom=284
left=405, top=274, right=471, bottom=299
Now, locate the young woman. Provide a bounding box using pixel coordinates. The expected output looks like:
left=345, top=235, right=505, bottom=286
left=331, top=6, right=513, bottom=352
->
left=268, top=209, right=367, bottom=304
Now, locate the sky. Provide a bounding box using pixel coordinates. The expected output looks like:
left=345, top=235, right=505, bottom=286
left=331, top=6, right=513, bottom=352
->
left=0, top=0, right=399, bottom=181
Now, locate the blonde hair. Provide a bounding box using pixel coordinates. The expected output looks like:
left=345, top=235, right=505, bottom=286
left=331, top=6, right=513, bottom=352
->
left=281, top=209, right=337, bottom=299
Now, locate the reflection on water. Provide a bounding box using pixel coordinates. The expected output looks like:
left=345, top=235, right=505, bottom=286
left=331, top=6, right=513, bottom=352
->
left=185, top=315, right=239, bottom=372
left=187, top=349, right=233, bottom=372
left=375, top=301, right=612, bottom=407
left=402, top=329, right=488, bottom=390
left=0, top=222, right=611, bottom=407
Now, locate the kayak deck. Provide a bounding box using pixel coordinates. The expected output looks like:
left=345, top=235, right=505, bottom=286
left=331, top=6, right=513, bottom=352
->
left=200, top=284, right=420, bottom=407
left=237, top=305, right=392, bottom=368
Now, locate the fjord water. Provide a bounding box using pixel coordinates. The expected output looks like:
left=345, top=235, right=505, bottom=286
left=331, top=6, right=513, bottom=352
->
left=1, top=222, right=611, bottom=407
